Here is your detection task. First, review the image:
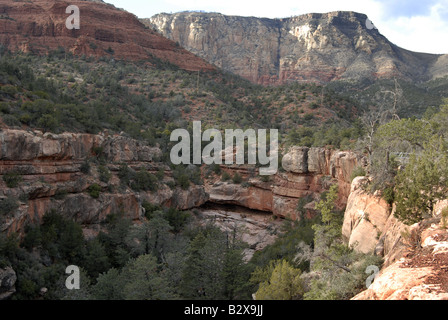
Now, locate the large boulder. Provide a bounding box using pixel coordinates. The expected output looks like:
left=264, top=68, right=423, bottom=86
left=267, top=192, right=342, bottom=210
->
left=281, top=147, right=309, bottom=174
left=342, top=176, right=391, bottom=254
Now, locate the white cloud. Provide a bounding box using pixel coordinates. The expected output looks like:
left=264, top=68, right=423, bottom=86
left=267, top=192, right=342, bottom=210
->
left=377, top=3, right=448, bottom=54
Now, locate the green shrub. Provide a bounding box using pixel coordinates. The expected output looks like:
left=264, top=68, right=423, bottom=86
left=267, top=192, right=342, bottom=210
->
left=88, top=184, right=102, bottom=199
left=2, top=114, right=20, bottom=127
left=221, top=171, right=231, bottom=182
left=155, top=168, right=165, bottom=181
left=142, top=201, right=162, bottom=220
left=37, top=114, right=59, bottom=132
left=105, top=47, right=114, bottom=55
left=80, top=159, right=91, bottom=174
left=164, top=208, right=191, bottom=233
left=232, top=172, right=243, bottom=184
left=98, top=165, right=112, bottom=183
left=211, top=164, right=221, bottom=175
left=303, top=114, right=314, bottom=121
left=131, top=169, right=158, bottom=192
left=310, top=102, right=320, bottom=109
left=118, top=164, right=132, bottom=185
left=176, top=174, right=190, bottom=190
left=0, top=196, right=19, bottom=215
left=383, top=186, right=395, bottom=206
left=3, top=170, right=23, bottom=188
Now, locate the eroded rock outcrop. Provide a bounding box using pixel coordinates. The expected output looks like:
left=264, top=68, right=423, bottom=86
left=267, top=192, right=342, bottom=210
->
left=343, top=176, right=448, bottom=300
left=0, top=129, right=208, bottom=235
left=342, top=176, right=391, bottom=254
left=0, top=0, right=214, bottom=72
left=206, top=146, right=361, bottom=220
left=353, top=221, right=448, bottom=300
left=148, top=11, right=444, bottom=85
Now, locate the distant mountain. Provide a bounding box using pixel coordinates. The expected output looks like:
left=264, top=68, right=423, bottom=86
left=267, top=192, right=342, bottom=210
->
left=0, top=0, right=214, bottom=72
left=146, top=11, right=448, bottom=85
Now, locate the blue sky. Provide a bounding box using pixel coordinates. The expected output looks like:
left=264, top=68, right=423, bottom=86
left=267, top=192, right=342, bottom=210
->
left=106, top=0, right=448, bottom=54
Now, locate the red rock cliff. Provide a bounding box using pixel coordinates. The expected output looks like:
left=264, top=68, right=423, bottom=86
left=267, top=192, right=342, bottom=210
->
left=0, top=0, right=214, bottom=72
left=0, top=129, right=209, bottom=235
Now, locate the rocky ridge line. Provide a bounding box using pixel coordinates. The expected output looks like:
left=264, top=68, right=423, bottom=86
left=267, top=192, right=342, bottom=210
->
left=147, top=11, right=447, bottom=85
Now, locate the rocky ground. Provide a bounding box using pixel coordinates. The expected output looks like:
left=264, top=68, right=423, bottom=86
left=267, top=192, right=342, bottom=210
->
left=345, top=177, right=448, bottom=300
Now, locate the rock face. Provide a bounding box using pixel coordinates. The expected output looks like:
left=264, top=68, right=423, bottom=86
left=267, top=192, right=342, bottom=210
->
left=0, top=266, right=16, bottom=300
left=342, top=176, right=391, bottom=254
left=343, top=177, right=448, bottom=300
left=0, top=129, right=208, bottom=235
left=147, top=11, right=446, bottom=85
left=342, top=176, right=410, bottom=265
left=206, top=147, right=362, bottom=220
left=0, top=0, right=214, bottom=72
left=353, top=221, right=448, bottom=300
left=0, top=128, right=361, bottom=235
left=197, top=205, right=283, bottom=261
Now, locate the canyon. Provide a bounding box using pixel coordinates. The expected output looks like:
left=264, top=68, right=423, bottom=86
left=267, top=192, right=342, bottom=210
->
left=0, top=128, right=360, bottom=299
left=0, top=0, right=447, bottom=301
left=0, top=129, right=360, bottom=236
left=1, top=130, right=447, bottom=300
left=147, top=11, right=448, bottom=85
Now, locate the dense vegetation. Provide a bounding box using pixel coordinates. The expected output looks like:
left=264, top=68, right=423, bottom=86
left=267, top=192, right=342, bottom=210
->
left=0, top=48, right=365, bottom=153
left=0, top=184, right=380, bottom=300
left=366, top=100, right=448, bottom=225
left=1, top=45, right=448, bottom=301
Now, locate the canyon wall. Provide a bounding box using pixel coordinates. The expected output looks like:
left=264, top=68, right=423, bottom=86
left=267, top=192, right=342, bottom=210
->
left=206, top=146, right=362, bottom=220
left=343, top=176, right=448, bottom=300
left=0, top=129, right=209, bottom=236
left=147, top=11, right=446, bottom=85
left=0, top=0, right=214, bottom=72
left=0, top=129, right=361, bottom=236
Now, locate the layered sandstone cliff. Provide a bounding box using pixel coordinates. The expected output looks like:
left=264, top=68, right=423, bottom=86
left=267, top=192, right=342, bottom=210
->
left=343, top=176, right=448, bottom=300
left=0, top=128, right=361, bottom=236
left=147, top=11, right=446, bottom=85
left=0, top=0, right=214, bottom=72
left=0, top=129, right=209, bottom=235
left=206, top=146, right=362, bottom=220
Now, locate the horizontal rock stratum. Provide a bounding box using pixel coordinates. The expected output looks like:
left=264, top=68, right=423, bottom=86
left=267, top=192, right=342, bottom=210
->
left=147, top=11, right=448, bottom=84
left=0, top=129, right=209, bottom=235
left=206, top=146, right=362, bottom=219
left=0, top=129, right=361, bottom=235
left=0, top=0, right=214, bottom=72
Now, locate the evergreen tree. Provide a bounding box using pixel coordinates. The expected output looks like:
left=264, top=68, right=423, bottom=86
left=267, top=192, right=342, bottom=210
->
left=395, top=137, right=448, bottom=225
left=254, top=260, right=304, bottom=300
